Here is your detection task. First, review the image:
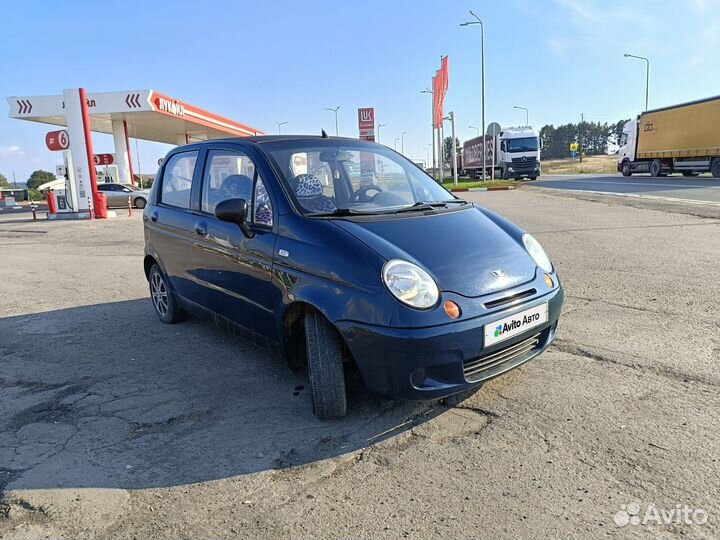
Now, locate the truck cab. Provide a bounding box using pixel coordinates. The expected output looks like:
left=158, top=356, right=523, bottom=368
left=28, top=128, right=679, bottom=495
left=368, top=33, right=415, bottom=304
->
left=618, top=120, right=637, bottom=176
left=497, top=127, right=541, bottom=180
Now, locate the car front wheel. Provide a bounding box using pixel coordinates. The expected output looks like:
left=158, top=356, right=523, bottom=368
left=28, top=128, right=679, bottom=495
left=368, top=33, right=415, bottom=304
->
left=149, top=264, right=184, bottom=323
left=304, top=311, right=347, bottom=419
left=134, top=197, right=147, bottom=209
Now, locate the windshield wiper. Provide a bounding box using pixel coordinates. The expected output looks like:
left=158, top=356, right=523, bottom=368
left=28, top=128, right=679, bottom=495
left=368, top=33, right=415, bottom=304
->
left=391, top=200, right=468, bottom=213
left=307, top=207, right=378, bottom=217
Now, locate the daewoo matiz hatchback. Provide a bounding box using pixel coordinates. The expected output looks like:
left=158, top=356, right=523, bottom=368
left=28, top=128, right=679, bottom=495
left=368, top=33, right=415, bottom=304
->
left=143, top=136, right=563, bottom=418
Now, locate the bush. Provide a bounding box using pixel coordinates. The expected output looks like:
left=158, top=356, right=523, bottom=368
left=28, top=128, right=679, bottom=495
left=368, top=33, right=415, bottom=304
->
left=27, top=188, right=43, bottom=201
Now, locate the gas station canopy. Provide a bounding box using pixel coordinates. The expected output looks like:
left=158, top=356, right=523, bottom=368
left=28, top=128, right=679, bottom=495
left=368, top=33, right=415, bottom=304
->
left=6, top=89, right=264, bottom=144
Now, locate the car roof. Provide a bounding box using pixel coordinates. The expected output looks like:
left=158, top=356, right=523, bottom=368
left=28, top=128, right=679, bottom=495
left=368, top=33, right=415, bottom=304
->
left=195, top=135, right=376, bottom=145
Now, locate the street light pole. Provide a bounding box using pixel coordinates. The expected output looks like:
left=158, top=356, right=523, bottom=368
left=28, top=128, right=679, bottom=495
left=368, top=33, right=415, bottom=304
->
left=513, top=105, right=528, bottom=126
left=401, top=131, right=407, bottom=154
left=421, top=88, right=436, bottom=180
left=461, top=10, right=486, bottom=180
left=394, top=137, right=400, bottom=151
left=469, top=125, right=480, bottom=136
left=276, top=121, right=288, bottom=134
left=624, top=53, right=650, bottom=111
left=325, top=106, right=341, bottom=135
left=449, top=112, right=458, bottom=185
left=377, top=123, right=387, bottom=143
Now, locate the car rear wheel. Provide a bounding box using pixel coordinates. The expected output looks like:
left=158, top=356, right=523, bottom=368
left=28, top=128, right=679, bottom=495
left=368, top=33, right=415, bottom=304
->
left=621, top=160, right=632, bottom=177
left=134, top=197, right=147, bottom=209
left=304, top=311, right=347, bottom=419
left=149, top=264, right=184, bottom=324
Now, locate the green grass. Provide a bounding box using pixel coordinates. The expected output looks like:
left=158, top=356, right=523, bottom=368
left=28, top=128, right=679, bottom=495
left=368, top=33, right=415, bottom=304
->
left=439, top=179, right=518, bottom=190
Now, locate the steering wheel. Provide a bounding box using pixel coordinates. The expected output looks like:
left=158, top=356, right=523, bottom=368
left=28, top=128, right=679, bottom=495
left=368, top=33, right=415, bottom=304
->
left=353, top=184, right=384, bottom=203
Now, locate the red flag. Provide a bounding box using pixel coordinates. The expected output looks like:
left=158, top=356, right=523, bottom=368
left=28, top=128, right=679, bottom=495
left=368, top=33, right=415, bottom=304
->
left=440, top=56, right=450, bottom=98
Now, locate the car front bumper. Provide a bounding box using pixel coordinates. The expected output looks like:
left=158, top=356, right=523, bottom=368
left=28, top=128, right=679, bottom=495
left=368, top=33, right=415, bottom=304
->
left=336, top=286, right=563, bottom=400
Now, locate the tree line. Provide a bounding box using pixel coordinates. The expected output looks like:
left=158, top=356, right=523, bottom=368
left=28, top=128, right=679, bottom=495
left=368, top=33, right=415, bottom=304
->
left=539, top=119, right=629, bottom=159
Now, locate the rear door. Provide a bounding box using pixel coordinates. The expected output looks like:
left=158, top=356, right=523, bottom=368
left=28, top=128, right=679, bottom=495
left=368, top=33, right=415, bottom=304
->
left=145, top=149, right=206, bottom=304
left=192, top=146, right=279, bottom=338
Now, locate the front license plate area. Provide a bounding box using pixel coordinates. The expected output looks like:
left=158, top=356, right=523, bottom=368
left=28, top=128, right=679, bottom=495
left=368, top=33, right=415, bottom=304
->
left=484, top=303, right=548, bottom=347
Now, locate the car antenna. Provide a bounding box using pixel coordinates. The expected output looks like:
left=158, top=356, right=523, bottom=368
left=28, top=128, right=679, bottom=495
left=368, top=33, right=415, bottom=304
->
left=321, top=129, right=329, bottom=138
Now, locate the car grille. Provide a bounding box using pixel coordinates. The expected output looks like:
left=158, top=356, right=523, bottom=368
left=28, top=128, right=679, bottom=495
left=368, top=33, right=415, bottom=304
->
left=511, top=157, right=537, bottom=163
left=484, top=288, right=536, bottom=310
left=463, top=332, right=542, bottom=382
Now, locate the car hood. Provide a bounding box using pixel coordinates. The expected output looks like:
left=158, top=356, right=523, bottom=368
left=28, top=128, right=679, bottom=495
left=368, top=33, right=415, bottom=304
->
left=332, top=206, right=537, bottom=298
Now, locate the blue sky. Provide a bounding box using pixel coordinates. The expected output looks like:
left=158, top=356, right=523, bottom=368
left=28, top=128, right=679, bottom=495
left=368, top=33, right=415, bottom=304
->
left=2, top=0, right=719, bottom=182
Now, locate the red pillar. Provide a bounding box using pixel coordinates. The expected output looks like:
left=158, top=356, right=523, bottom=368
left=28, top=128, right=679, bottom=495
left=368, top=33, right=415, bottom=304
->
left=79, top=88, right=98, bottom=196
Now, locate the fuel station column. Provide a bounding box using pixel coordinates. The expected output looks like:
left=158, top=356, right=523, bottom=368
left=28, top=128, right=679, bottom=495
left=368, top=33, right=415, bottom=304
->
left=111, top=119, right=132, bottom=185
left=64, top=88, right=98, bottom=214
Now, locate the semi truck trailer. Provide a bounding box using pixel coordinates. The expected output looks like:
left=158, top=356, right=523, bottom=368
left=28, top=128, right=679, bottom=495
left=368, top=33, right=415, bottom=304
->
left=618, top=95, right=720, bottom=178
left=462, top=126, right=540, bottom=180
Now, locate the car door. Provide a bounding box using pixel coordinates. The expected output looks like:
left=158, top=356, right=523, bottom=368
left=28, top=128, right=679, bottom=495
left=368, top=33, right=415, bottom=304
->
left=192, top=146, right=278, bottom=338
left=144, top=149, right=207, bottom=305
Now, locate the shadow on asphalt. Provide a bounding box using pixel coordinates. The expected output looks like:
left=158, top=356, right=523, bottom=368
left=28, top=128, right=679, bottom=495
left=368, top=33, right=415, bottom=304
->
left=0, top=299, right=447, bottom=493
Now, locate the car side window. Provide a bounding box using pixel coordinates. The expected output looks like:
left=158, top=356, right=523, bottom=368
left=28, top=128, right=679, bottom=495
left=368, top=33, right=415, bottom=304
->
left=202, top=150, right=255, bottom=214
left=160, top=151, right=198, bottom=209
left=253, top=177, right=273, bottom=227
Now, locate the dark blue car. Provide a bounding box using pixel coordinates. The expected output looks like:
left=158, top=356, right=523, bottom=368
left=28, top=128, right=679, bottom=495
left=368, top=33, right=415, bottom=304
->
left=143, top=136, right=563, bottom=418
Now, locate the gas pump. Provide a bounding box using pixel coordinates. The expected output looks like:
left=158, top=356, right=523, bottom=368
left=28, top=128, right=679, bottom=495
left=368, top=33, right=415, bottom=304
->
left=51, top=150, right=80, bottom=214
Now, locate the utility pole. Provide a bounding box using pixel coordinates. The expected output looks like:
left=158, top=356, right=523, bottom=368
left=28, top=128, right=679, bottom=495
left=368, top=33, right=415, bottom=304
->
left=276, top=121, right=288, bottom=134
left=325, top=106, right=341, bottom=136
left=401, top=131, right=407, bottom=154
left=461, top=10, right=486, bottom=180
left=394, top=137, right=400, bottom=151
left=513, top=105, right=529, bottom=126
left=377, top=123, right=386, bottom=143
left=421, top=88, right=436, bottom=180
left=449, top=112, right=458, bottom=185
left=624, top=53, right=650, bottom=111
left=579, top=113, right=584, bottom=163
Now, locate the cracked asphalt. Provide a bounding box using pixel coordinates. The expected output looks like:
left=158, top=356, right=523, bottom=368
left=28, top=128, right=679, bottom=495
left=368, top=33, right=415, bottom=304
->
left=0, top=189, right=719, bottom=539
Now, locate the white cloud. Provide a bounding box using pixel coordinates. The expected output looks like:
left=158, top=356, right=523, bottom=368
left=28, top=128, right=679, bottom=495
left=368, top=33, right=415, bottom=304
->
left=0, top=145, right=25, bottom=158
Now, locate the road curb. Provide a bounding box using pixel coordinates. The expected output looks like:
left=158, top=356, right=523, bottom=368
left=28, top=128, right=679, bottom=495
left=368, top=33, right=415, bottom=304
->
left=450, top=186, right=517, bottom=193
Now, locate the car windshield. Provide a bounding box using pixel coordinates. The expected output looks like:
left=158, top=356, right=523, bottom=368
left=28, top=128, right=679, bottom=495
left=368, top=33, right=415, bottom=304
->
left=506, top=137, right=538, bottom=152
left=261, top=140, right=461, bottom=215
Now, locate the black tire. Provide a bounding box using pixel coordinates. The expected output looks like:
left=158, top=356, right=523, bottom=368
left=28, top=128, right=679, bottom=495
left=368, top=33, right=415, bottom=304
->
left=304, top=311, right=347, bottom=419
left=649, top=159, right=662, bottom=177
left=134, top=197, right=147, bottom=209
left=529, top=176, right=537, bottom=181
left=621, top=161, right=632, bottom=177
left=148, top=264, right=184, bottom=324
left=711, top=158, right=720, bottom=179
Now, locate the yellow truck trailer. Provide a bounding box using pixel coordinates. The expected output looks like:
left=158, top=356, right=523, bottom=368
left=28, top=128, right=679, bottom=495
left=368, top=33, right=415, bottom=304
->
left=617, top=95, right=720, bottom=177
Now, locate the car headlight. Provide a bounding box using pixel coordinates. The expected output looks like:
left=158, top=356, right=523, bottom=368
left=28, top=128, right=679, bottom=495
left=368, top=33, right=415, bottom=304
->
left=382, top=259, right=439, bottom=309
left=523, top=233, right=553, bottom=273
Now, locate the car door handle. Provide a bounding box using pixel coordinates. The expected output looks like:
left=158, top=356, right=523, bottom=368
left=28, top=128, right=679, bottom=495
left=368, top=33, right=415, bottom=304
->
left=194, top=223, right=207, bottom=236
left=150, top=211, right=158, bottom=222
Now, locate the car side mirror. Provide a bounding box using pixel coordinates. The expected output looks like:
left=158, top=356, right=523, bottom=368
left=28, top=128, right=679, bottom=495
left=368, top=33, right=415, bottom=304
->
left=215, top=198, right=254, bottom=238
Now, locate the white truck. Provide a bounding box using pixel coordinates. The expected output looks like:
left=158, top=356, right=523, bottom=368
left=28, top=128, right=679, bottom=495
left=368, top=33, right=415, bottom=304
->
left=461, top=126, right=541, bottom=180
left=618, top=95, right=720, bottom=178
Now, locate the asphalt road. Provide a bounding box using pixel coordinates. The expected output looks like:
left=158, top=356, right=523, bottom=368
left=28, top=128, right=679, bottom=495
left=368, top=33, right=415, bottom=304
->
left=532, top=174, right=720, bottom=205
left=1, top=192, right=719, bottom=539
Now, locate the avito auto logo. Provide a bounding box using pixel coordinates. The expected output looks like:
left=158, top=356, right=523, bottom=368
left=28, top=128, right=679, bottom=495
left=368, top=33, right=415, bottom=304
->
left=494, top=312, right=541, bottom=338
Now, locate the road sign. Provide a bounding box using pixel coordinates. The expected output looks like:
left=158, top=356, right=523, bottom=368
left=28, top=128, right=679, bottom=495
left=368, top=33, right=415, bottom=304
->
left=487, top=122, right=501, bottom=137
left=570, top=142, right=579, bottom=152
left=93, top=153, right=115, bottom=166
left=45, top=130, right=70, bottom=151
